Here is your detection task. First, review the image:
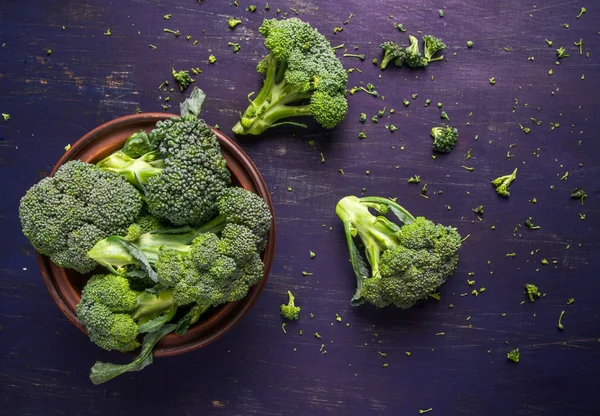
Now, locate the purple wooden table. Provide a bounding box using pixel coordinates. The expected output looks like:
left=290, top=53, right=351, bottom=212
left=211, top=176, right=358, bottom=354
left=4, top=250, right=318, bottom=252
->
left=1, top=1, right=599, bottom=415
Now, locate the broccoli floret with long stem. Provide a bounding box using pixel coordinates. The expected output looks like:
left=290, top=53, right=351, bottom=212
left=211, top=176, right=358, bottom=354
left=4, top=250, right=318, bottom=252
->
left=335, top=196, right=461, bottom=308
left=19, top=161, right=143, bottom=273
left=172, top=68, right=194, bottom=91
left=507, top=348, right=520, bottom=363
left=491, top=168, right=518, bottom=197
left=423, top=35, right=446, bottom=62
left=558, top=310, right=565, bottom=330
left=379, top=41, right=404, bottom=70
left=404, top=35, right=428, bottom=68
left=232, top=18, right=348, bottom=136
left=430, top=126, right=458, bottom=153
left=524, top=284, right=541, bottom=302
left=280, top=290, right=301, bottom=320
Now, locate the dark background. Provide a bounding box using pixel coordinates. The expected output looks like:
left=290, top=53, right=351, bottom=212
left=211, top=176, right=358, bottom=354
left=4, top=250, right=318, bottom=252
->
left=1, top=0, right=599, bottom=415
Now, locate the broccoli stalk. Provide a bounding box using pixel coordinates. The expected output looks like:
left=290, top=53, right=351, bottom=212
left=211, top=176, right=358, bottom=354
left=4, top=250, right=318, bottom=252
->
left=280, top=290, right=301, bottom=320
left=231, top=18, right=348, bottom=136
left=379, top=41, right=404, bottom=70
left=335, top=196, right=461, bottom=308
left=491, top=168, right=518, bottom=197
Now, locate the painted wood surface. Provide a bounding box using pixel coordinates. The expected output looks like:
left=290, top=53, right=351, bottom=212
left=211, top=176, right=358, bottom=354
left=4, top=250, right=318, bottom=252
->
left=1, top=0, right=599, bottom=414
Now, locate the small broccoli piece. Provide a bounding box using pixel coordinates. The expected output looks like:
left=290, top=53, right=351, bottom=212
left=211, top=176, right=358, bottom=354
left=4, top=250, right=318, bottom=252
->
left=122, top=130, right=160, bottom=158
left=524, top=217, right=540, bottom=230
left=232, top=18, right=348, bottom=136
left=208, top=54, right=216, bottom=64
left=558, top=310, right=565, bottom=330
left=280, top=290, right=301, bottom=320
left=524, top=284, right=541, bottom=302
left=335, top=196, right=461, bottom=308
left=19, top=161, right=143, bottom=273
left=172, top=68, right=194, bottom=91
left=491, top=168, right=518, bottom=197
left=556, top=47, right=569, bottom=59
left=229, top=17, right=242, bottom=28
left=98, top=116, right=230, bottom=226
left=423, top=35, right=446, bottom=62
left=379, top=41, right=405, bottom=70
left=228, top=42, right=241, bottom=53
left=430, top=126, right=458, bottom=153
left=403, top=35, right=428, bottom=68
left=507, top=348, right=520, bottom=363
left=343, top=53, right=365, bottom=60
left=571, top=188, right=587, bottom=205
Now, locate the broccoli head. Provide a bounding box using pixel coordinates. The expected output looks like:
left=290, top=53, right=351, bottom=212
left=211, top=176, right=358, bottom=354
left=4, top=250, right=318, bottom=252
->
left=76, top=274, right=176, bottom=352
left=19, top=161, right=143, bottom=273
left=98, top=117, right=231, bottom=226
left=524, top=283, right=541, bottom=302
left=335, top=196, right=461, bottom=309
left=232, top=18, right=348, bottom=136
left=404, top=35, right=429, bottom=68
left=423, top=35, right=446, bottom=62
left=491, top=168, right=518, bottom=197
left=430, top=126, right=458, bottom=153
left=280, top=290, right=301, bottom=320
left=379, top=41, right=405, bottom=70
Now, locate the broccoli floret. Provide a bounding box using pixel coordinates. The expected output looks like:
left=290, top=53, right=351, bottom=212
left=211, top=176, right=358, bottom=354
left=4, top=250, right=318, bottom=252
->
left=228, top=17, right=242, bottom=29
left=335, top=196, right=461, bottom=308
left=379, top=41, right=405, bottom=70
left=19, top=161, right=143, bottom=273
left=491, top=168, right=518, bottom=197
left=423, top=35, right=446, bottom=62
left=88, top=186, right=271, bottom=289
left=430, top=126, right=458, bottom=153
left=403, top=35, right=428, bottom=68
left=172, top=68, right=194, bottom=91
left=524, top=283, right=541, bottom=302
left=507, top=348, right=520, bottom=363
left=280, top=290, right=301, bottom=320
left=98, top=117, right=230, bottom=226
left=77, top=274, right=176, bottom=352
left=232, top=18, right=348, bottom=136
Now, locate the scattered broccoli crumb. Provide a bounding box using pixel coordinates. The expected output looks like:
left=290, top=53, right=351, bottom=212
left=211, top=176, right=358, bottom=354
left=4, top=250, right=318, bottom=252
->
left=574, top=39, right=583, bottom=55
left=525, top=284, right=541, bottom=302
left=228, top=42, right=241, bottom=53
left=281, top=322, right=287, bottom=333
left=506, top=253, right=516, bottom=257
left=462, top=166, right=474, bottom=172
left=358, top=132, right=367, bottom=139
left=104, top=29, right=112, bottom=36
left=343, top=53, right=365, bottom=61
left=466, top=40, right=473, bottom=48
left=425, top=99, right=431, bottom=106
left=576, top=7, right=586, bottom=18
left=489, top=77, right=496, bottom=85
left=541, top=259, right=548, bottom=265
left=149, top=44, right=158, bottom=50
left=64, top=144, right=71, bottom=152
left=359, top=113, right=367, bottom=123
left=435, top=332, right=445, bottom=336
left=164, top=14, right=172, bottom=20
left=419, top=409, right=433, bottom=415
left=247, top=5, right=257, bottom=12
left=2, top=113, right=10, bottom=122
left=408, top=175, right=421, bottom=184
left=390, top=125, right=397, bottom=132
left=438, top=9, right=444, bottom=17
left=571, top=188, right=587, bottom=205
left=473, top=205, right=484, bottom=215
left=333, top=27, right=343, bottom=34
left=403, top=99, right=410, bottom=107
left=163, top=28, right=180, bottom=37
left=558, top=310, right=565, bottom=330
left=545, top=39, right=553, bottom=47
left=524, top=217, right=540, bottom=230
left=336, top=314, right=342, bottom=322
left=491, top=168, right=518, bottom=197
left=567, top=298, right=574, bottom=305
left=382, top=363, right=389, bottom=368
left=309, top=251, right=316, bottom=259
left=507, top=348, right=520, bottom=363
left=302, top=271, right=313, bottom=276
left=208, top=54, right=216, bottom=64
left=556, top=47, right=569, bottom=59
left=229, top=17, right=242, bottom=28
left=371, top=116, right=379, bottom=123
left=314, top=332, right=321, bottom=339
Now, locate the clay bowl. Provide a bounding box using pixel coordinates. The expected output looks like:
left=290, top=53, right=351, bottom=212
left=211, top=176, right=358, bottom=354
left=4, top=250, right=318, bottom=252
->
left=37, top=113, right=276, bottom=357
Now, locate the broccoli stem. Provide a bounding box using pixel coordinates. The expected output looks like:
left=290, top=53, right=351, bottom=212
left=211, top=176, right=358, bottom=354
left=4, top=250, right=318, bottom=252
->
left=97, top=150, right=165, bottom=188
left=232, top=56, right=312, bottom=135
left=133, top=291, right=175, bottom=325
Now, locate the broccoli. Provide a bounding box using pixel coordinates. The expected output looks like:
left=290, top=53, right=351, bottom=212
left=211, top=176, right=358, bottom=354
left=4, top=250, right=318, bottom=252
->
left=121, top=130, right=160, bottom=158
left=423, top=35, right=446, bottom=62
left=403, top=35, right=428, bottom=68
left=77, top=274, right=177, bottom=352
left=97, top=89, right=231, bottom=226
left=88, top=187, right=272, bottom=276
left=343, top=53, right=365, bottom=61
left=507, top=348, right=520, bottom=363
left=524, top=283, right=541, bottom=302
left=19, top=161, right=143, bottom=273
left=280, top=290, right=301, bottom=320
left=491, top=168, right=518, bottom=197
left=430, top=126, right=458, bottom=153
left=335, top=196, right=461, bottom=308
left=172, top=68, right=194, bottom=91
left=379, top=41, right=404, bottom=70
left=231, top=18, right=348, bottom=136
left=229, top=17, right=242, bottom=29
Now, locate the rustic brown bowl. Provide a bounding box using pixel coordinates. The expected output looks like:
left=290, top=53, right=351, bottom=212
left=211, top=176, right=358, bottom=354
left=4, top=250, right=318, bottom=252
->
left=37, top=113, right=276, bottom=357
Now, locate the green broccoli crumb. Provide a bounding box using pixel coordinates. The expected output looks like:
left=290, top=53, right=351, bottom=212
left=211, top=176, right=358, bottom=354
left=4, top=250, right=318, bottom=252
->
left=507, top=348, right=520, bottom=363
left=419, top=408, right=433, bottom=414
left=576, top=7, right=586, bottom=18
left=358, top=131, right=367, bottom=139
left=556, top=47, right=569, bottom=59
left=359, top=113, right=367, bottom=123
left=163, top=28, right=180, bottom=37
left=408, top=175, right=421, bottom=184
left=467, top=40, right=473, bottom=48
left=489, top=77, right=496, bottom=84
left=2, top=113, right=10, bottom=122
left=247, top=5, right=257, bottom=12
left=558, top=310, right=565, bottom=330
left=524, top=284, right=541, bottom=302
left=228, top=42, right=241, bottom=52
left=229, top=17, right=242, bottom=28
left=208, top=54, right=216, bottom=64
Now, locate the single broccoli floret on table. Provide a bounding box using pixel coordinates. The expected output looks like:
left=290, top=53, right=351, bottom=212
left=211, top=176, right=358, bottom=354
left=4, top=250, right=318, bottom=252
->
left=232, top=18, right=348, bottom=136
left=19, top=160, right=143, bottom=273
left=491, top=168, right=518, bottom=197
left=88, top=187, right=272, bottom=296
left=403, top=35, right=429, bottom=68
left=423, top=35, right=446, bottom=62
left=98, top=117, right=230, bottom=226
left=172, top=68, right=194, bottom=91
left=430, top=126, right=458, bottom=153
left=507, top=348, right=520, bottom=363
left=280, top=290, right=301, bottom=320
left=379, top=41, right=405, bottom=70
left=524, top=283, right=541, bottom=302
left=228, top=17, right=242, bottom=29
left=335, top=196, right=461, bottom=308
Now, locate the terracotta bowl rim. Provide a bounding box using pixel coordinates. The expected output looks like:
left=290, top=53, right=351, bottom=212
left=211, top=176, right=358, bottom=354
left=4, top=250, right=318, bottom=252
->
left=36, top=112, right=276, bottom=357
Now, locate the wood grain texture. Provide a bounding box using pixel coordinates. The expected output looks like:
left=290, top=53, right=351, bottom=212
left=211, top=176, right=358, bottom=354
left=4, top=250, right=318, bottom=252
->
left=1, top=0, right=599, bottom=415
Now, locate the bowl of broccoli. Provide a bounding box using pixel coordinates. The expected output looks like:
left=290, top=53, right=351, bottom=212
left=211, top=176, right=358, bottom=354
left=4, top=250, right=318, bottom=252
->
left=20, top=88, right=276, bottom=383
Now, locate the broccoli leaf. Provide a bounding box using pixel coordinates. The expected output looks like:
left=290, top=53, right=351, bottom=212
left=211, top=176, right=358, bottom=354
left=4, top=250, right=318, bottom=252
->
left=90, top=323, right=176, bottom=385
left=175, top=304, right=210, bottom=335
left=343, top=220, right=369, bottom=306
left=180, top=86, right=206, bottom=118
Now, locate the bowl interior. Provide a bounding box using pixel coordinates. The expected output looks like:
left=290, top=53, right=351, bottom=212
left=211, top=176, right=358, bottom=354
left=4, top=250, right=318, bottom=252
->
left=37, top=113, right=276, bottom=357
